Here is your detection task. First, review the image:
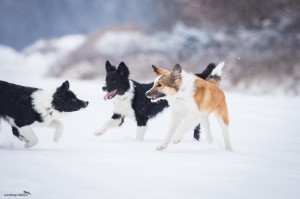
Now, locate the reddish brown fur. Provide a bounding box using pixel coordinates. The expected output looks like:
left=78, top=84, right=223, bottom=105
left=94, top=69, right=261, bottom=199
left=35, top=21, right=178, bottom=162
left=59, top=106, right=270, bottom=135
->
left=194, top=78, right=229, bottom=125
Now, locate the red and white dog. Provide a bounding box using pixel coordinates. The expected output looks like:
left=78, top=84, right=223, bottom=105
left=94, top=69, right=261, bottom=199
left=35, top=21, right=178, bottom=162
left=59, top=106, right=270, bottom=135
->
left=146, top=62, right=232, bottom=151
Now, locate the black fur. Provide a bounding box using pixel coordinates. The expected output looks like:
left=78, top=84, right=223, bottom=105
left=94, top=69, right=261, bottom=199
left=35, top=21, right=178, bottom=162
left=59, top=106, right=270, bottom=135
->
left=52, top=81, right=89, bottom=112
left=102, top=61, right=216, bottom=140
left=193, top=124, right=201, bottom=141
left=0, top=80, right=88, bottom=141
left=0, top=81, right=43, bottom=128
left=195, top=63, right=216, bottom=79
left=131, top=80, right=169, bottom=127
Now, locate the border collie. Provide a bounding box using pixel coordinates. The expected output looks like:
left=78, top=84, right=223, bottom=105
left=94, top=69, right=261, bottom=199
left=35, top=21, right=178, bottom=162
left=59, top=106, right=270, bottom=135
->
left=146, top=62, right=233, bottom=151
left=0, top=80, right=88, bottom=148
left=95, top=61, right=219, bottom=141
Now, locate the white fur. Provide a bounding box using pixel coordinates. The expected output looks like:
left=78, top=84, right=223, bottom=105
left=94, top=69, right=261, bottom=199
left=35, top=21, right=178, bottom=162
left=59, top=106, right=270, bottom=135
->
left=49, top=120, right=64, bottom=142
left=211, top=61, right=225, bottom=76
left=19, top=126, right=38, bottom=148
left=95, top=117, right=123, bottom=136
left=216, top=116, right=232, bottom=151
left=136, top=126, right=147, bottom=141
left=112, top=80, right=135, bottom=118
left=31, top=90, right=68, bottom=126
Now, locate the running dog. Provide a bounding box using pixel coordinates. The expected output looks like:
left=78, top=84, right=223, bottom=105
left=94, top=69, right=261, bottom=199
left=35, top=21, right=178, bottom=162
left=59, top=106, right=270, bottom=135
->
left=0, top=80, right=89, bottom=148
left=146, top=62, right=232, bottom=151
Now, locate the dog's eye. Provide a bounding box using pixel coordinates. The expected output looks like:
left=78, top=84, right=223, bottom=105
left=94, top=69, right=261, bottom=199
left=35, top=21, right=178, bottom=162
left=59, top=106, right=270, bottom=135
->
left=157, top=83, right=162, bottom=87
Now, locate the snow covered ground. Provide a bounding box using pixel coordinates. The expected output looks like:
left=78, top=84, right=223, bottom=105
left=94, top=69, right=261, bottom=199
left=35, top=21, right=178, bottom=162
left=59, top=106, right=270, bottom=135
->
left=0, top=63, right=300, bottom=199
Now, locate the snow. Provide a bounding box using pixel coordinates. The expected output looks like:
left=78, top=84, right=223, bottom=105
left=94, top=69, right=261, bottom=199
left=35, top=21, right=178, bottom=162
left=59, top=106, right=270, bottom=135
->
left=0, top=63, right=300, bottom=199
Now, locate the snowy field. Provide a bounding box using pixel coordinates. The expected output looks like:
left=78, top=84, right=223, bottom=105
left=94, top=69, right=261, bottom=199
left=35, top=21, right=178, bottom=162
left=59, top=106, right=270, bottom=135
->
left=0, top=63, right=300, bottom=199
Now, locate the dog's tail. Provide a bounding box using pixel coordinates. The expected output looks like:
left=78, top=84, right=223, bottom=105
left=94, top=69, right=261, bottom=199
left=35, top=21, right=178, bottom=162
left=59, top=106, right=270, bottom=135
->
left=195, top=63, right=216, bottom=80
left=206, top=61, right=225, bottom=85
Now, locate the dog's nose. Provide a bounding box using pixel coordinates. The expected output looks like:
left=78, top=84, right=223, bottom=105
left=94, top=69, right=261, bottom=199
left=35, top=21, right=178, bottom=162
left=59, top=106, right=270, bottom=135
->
left=102, top=86, right=107, bottom=91
left=83, top=101, right=89, bottom=107
left=145, top=91, right=151, bottom=98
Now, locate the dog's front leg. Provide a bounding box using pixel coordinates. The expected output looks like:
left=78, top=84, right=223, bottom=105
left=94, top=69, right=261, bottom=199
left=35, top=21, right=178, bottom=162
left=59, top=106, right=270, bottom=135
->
left=95, top=113, right=124, bottom=136
left=172, top=115, right=199, bottom=144
left=49, top=120, right=64, bottom=142
left=136, top=126, right=147, bottom=141
left=156, top=113, right=181, bottom=151
left=135, top=116, right=148, bottom=141
left=19, top=126, right=38, bottom=148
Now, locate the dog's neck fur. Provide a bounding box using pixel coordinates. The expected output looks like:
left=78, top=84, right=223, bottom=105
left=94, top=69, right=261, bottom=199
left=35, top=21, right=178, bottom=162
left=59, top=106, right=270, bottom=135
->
left=167, top=71, right=197, bottom=106
left=31, top=89, right=66, bottom=121
left=112, top=80, right=135, bottom=118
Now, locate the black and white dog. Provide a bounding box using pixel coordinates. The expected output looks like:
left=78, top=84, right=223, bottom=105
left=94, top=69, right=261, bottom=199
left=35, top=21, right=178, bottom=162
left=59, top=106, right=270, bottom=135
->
left=0, top=80, right=88, bottom=148
left=95, top=61, right=217, bottom=141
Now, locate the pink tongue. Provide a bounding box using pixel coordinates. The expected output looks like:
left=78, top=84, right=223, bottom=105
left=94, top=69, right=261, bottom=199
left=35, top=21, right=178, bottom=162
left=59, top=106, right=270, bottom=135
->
left=103, top=91, right=115, bottom=101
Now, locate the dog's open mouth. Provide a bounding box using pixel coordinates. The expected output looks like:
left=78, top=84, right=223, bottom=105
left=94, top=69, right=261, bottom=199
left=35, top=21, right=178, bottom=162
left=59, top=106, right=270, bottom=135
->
left=149, top=93, right=165, bottom=101
left=104, top=89, right=118, bottom=101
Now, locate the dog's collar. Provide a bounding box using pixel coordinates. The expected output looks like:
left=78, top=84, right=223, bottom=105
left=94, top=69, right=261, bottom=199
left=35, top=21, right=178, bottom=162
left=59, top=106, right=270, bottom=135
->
left=46, top=107, right=54, bottom=116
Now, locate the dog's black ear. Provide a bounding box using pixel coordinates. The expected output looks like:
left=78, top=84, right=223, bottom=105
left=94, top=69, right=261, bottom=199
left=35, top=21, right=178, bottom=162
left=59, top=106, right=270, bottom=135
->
left=57, top=80, right=70, bottom=92
left=171, top=64, right=182, bottom=79
left=117, top=61, right=130, bottom=77
left=105, top=60, right=116, bottom=72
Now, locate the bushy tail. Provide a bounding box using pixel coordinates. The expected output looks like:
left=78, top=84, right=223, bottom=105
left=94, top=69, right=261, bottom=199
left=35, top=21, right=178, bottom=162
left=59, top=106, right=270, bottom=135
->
left=195, top=63, right=216, bottom=80
left=206, top=61, right=225, bottom=85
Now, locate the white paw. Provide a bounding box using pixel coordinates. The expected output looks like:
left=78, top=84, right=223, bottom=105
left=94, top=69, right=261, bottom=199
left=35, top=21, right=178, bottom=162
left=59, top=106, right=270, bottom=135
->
left=136, top=134, right=144, bottom=142
left=136, top=137, right=144, bottom=142
left=225, top=145, right=233, bottom=152
left=53, top=133, right=62, bottom=143
left=172, top=139, right=181, bottom=144
left=156, top=143, right=168, bottom=151
left=25, top=142, right=37, bottom=148
left=94, top=130, right=105, bottom=136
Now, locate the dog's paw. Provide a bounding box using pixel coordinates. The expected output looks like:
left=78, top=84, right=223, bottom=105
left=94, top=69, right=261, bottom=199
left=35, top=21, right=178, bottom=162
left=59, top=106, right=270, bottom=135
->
left=53, top=134, right=62, bottom=143
left=136, top=137, right=144, bottom=142
left=172, top=139, right=181, bottom=144
left=94, top=131, right=105, bottom=136
left=25, top=142, right=37, bottom=148
left=156, top=143, right=168, bottom=151
left=225, top=145, right=233, bottom=152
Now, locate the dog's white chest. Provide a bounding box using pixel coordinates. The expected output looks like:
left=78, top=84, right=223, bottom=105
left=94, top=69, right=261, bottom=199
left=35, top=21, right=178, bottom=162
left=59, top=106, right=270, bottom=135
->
left=113, top=94, right=135, bottom=118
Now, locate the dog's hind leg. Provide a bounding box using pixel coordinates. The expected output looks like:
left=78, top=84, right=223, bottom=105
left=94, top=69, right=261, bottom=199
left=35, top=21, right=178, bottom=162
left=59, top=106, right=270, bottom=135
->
left=49, top=120, right=64, bottom=142
left=216, top=116, right=232, bottom=151
left=12, top=126, right=28, bottom=142
left=95, top=113, right=124, bottom=136
left=215, top=101, right=233, bottom=151
left=193, top=124, right=201, bottom=141
left=19, top=126, right=38, bottom=148
left=200, top=115, right=213, bottom=144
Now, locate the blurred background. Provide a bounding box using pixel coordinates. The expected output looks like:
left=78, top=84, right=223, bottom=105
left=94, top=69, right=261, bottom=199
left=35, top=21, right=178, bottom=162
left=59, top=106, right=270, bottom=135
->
left=0, top=0, right=299, bottom=95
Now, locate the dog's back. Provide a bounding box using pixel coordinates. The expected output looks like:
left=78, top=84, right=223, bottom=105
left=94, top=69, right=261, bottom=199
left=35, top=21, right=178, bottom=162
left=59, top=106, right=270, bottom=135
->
left=0, top=81, right=42, bottom=125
